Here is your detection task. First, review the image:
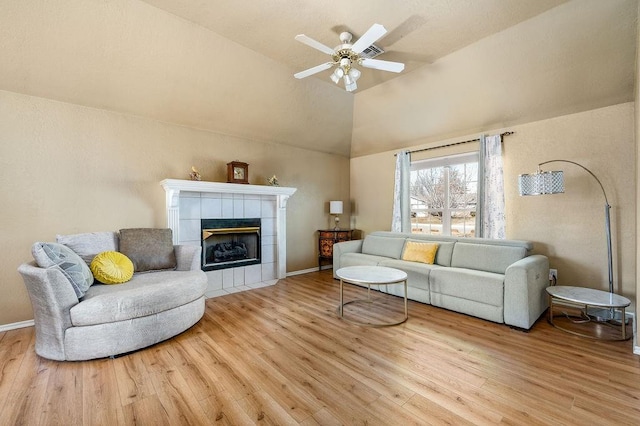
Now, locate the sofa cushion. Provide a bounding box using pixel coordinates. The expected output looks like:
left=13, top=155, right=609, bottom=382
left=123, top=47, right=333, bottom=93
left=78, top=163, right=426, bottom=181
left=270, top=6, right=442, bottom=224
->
left=378, top=259, right=439, bottom=291
left=339, top=252, right=388, bottom=268
left=32, top=242, right=94, bottom=298
left=430, top=267, right=504, bottom=307
left=90, top=251, right=134, bottom=284
left=57, top=231, right=119, bottom=265
left=119, top=228, right=177, bottom=272
left=451, top=243, right=526, bottom=274
left=361, top=235, right=405, bottom=259
left=432, top=241, right=455, bottom=267
left=401, top=241, right=438, bottom=264
left=70, top=270, right=207, bottom=326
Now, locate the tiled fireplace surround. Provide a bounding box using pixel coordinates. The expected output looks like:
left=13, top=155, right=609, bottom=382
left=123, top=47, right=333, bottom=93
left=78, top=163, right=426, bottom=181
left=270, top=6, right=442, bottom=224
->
left=161, top=179, right=297, bottom=298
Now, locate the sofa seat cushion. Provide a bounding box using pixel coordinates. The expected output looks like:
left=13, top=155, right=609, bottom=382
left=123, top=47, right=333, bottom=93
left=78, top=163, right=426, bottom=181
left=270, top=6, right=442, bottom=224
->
left=70, top=270, right=207, bottom=326
left=339, top=252, right=389, bottom=268
left=378, top=259, right=441, bottom=291
left=429, top=267, right=504, bottom=307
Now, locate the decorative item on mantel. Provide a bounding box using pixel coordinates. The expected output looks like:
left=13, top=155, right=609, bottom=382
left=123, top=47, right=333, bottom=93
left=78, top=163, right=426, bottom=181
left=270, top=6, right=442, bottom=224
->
left=268, top=175, right=279, bottom=186
left=189, top=166, right=201, bottom=181
left=227, top=161, right=249, bottom=184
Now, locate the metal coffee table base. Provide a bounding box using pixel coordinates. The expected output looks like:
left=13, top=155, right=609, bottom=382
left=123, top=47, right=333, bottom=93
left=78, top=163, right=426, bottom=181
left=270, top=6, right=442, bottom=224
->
left=546, top=286, right=631, bottom=341
left=336, top=266, right=408, bottom=328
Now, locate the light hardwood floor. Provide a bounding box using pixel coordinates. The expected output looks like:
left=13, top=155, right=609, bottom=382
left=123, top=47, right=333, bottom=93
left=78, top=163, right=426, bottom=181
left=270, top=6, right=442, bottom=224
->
left=1, top=270, right=638, bottom=425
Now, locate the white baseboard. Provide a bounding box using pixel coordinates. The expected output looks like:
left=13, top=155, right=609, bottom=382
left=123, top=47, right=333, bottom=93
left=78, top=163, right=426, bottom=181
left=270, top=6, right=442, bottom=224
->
left=287, top=267, right=320, bottom=276
left=0, top=319, right=34, bottom=332
left=287, top=265, right=332, bottom=276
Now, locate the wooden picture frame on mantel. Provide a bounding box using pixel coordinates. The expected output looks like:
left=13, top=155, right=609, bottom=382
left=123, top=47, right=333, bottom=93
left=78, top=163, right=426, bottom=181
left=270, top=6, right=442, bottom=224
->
left=226, top=161, right=249, bottom=184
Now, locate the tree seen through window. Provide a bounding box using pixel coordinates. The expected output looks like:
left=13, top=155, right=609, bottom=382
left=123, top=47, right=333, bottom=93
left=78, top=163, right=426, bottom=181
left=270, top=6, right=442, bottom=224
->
left=410, top=155, right=478, bottom=236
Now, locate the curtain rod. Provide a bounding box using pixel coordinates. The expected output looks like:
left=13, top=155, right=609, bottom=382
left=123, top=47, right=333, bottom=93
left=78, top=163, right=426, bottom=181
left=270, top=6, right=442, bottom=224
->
left=396, top=131, right=514, bottom=156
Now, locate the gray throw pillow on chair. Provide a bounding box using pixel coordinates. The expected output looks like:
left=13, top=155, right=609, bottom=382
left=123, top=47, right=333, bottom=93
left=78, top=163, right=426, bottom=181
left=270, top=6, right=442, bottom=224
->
left=119, top=228, right=177, bottom=273
left=32, top=242, right=94, bottom=298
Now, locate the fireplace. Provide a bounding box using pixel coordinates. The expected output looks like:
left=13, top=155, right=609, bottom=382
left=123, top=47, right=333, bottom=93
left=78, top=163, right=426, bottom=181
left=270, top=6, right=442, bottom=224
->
left=161, top=179, right=297, bottom=292
left=201, top=218, right=261, bottom=271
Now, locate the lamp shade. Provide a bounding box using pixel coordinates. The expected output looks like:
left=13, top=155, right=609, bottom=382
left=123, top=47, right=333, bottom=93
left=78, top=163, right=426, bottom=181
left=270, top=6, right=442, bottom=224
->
left=518, top=171, right=564, bottom=196
left=329, top=201, right=343, bottom=215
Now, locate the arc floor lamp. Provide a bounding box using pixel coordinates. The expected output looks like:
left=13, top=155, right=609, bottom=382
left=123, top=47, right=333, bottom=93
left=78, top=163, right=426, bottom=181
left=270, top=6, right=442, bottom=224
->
left=518, top=160, right=618, bottom=321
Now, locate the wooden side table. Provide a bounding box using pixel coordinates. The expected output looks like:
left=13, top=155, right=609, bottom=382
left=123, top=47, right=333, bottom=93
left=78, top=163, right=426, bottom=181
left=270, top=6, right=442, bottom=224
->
left=318, top=229, right=354, bottom=271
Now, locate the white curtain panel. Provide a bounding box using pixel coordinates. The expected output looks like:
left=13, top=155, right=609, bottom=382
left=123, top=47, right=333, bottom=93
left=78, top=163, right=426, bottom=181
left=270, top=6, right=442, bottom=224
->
left=479, top=134, right=506, bottom=239
left=391, top=150, right=411, bottom=232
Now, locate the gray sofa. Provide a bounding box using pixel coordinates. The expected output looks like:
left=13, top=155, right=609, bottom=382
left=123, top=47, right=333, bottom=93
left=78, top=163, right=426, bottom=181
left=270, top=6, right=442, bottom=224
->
left=18, top=231, right=207, bottom=361
left=333, top=231, right=549, bottom=330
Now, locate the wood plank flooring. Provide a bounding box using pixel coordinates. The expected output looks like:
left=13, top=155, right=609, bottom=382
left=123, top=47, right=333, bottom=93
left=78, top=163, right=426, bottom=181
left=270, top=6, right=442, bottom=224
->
left=1, top=270, right=638, bottom=425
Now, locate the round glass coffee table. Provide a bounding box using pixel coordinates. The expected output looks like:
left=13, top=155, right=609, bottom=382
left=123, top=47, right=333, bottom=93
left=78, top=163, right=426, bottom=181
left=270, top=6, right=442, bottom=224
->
left=335, top=266, right=408, bottom=327
left=546, top=286, right=631, bottom=341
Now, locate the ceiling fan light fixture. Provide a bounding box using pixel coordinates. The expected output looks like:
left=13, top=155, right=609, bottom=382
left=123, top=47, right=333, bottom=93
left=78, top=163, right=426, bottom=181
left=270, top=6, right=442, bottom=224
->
left=344, top=74, right=357, bottom=91
left=294, top=23, right=405, bottom=93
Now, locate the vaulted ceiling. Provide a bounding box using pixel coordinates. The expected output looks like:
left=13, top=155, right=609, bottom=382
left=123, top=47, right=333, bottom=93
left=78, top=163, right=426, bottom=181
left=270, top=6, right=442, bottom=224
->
left=1, top=1, right=636, bottom=158
left=142, top=0, right=569, bottom=92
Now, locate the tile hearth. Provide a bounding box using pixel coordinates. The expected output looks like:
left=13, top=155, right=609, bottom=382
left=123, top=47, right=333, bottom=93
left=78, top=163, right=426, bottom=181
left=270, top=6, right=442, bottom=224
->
left=161, top=179, right=296, bottom=298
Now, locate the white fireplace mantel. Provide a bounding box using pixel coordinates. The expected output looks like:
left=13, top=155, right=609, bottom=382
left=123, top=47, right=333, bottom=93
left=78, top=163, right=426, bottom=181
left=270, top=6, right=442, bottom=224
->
left=160, top=179, right=297, bottom=280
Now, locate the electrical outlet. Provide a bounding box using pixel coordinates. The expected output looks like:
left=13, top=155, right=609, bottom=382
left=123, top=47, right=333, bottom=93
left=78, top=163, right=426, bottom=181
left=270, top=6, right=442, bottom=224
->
left=549, top=269, right=558, bottom=281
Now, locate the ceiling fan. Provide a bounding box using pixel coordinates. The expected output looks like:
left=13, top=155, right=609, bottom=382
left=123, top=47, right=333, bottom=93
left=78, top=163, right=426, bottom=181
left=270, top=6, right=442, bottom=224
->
left=294, top=23, right=405, bottom=92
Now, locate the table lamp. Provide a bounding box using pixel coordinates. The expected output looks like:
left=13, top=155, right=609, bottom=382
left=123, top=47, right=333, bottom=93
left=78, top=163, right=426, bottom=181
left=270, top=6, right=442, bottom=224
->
left=329, top=201, right=343, bottom=230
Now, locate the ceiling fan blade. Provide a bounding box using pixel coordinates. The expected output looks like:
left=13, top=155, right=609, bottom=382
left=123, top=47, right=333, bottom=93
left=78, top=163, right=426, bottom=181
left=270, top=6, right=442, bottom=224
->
left=351, top=23, right=387, bottom=54
left=294, top=34, right=335, bottom=55
left=294, top=62, right=333, bottom=79
left=361, top=58, right=405, bottom=73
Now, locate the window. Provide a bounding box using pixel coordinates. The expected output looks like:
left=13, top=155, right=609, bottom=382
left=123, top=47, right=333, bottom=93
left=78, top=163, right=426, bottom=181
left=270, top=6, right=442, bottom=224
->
left=410, top=152, right=478, bottom=237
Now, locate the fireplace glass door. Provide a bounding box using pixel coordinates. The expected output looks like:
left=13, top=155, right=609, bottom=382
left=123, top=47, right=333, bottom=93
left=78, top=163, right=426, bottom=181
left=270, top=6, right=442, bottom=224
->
left=201, top=218, right=261, bottom=271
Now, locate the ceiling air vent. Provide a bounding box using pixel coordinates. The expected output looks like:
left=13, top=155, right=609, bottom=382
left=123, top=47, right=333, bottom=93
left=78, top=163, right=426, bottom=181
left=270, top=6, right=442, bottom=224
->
left=359, top=44, right=384, bottom=59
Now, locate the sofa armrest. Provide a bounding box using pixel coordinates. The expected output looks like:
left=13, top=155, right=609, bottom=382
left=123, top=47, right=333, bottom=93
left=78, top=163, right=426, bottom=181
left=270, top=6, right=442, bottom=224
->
left=332, top=239, right=364, bottom=278
left=503, top=254, right=550, bottom=329
left=174, top=245, right=202, bottom=271
left=18, top=262, right=79, bottom=361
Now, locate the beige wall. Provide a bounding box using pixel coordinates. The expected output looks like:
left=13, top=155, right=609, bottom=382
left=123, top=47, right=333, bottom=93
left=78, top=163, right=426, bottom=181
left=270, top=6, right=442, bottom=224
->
left=351, top=103, right=636, bottom=307
left=352, top=0, right=637, bottom=158
left=0, top=90, right=350, bottom=325
left=0, top=0, right=353, bottom=157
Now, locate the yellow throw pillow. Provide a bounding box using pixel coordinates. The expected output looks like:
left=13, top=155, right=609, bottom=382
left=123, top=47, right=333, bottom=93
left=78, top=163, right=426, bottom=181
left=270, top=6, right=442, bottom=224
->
left=402, top=241, right=439, bottom=264
left=90, top=251, right=134, bottom=284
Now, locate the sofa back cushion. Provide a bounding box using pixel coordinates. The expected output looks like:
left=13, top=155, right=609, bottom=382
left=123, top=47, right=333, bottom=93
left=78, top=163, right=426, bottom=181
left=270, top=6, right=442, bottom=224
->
left=362, top=235, right=405, bottom=259
left=451, top=243, right=527, bottom=274
left=57, top=232, right=119, bottom=266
